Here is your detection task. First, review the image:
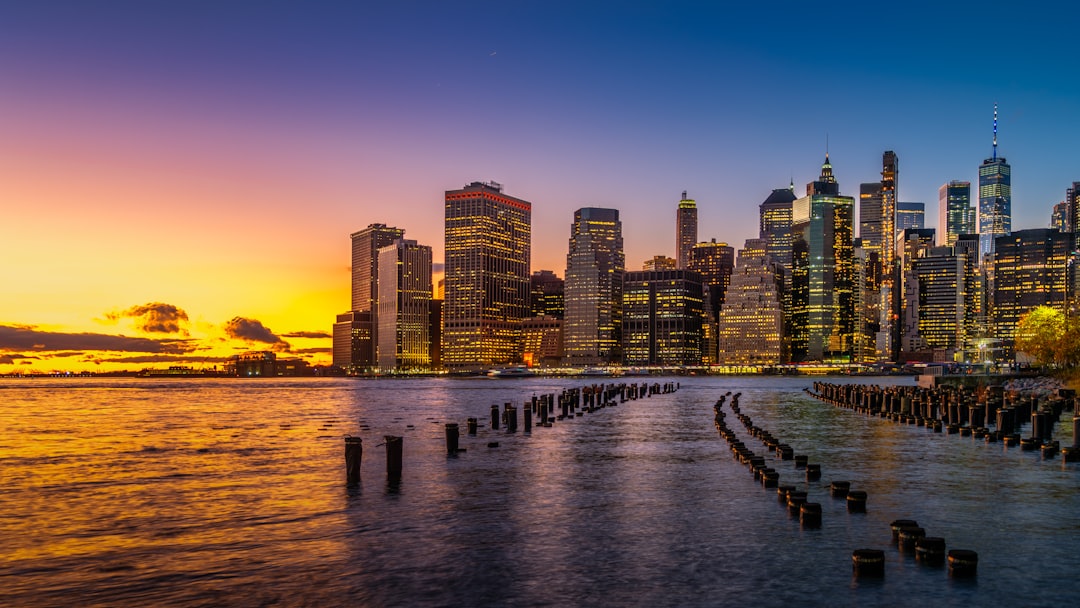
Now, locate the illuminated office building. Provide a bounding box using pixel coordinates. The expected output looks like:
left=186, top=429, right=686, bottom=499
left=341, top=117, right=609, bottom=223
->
left=332, top=311, right=372, bottom=372
left=897, top=228, right=936, bottom=356
left=760, top=185, right=796, bottom=272
left=1067, top=182, right=1080, bottom=250
left=676, top=191, right=697, bottom=270
left=790, top=156, right=855, bottom=362
left=1051, top=201, right=1069, bottom=232
left=563, top=207, right=624, bottom=366
left=881, top=151, right=899, bottom=268
left=530, top=270, right=565, bottom=319
left=896, top=202, right=924, bottom=231
left=522, top=316, right=563, bottom=368
left=377, top=239, right=433, bottom=371
left=938, top=181, right=974, bottom=247
left=991, top=229, right=1071, bottom=357
left=443, top=181, right=531, bottom=369
left=908, top=246, right=978, bottom=361
left=346, top=223, right=404, bottom=369
left=859, top=182, right=884, bottom=256
left=689, top=239, right=735, bottom=364
left=717, top=239, right=784, bottom=365
left=622, top=270, right=704, bottom=366
left=643, top=255, right=677, bottom=271
left=979, top=105, right=1011, bottom=254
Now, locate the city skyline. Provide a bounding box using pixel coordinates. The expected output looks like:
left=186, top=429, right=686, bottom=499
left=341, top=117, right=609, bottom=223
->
left=3, top=1, right=1079, bottom=373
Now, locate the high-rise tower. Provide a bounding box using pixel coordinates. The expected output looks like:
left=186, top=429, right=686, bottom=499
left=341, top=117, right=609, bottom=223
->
left=938, top=181, right=974, bottom=247
left=377, top=239, right=433, bottom=371
left=979, top=105, right=1012, bottom=254
left=443, top=181, right=531, bottom=369
left=563, top=207, right=625, bottom=366
left=676, top=191, right=697, bottom=270
left=790, top=156, right=856, bottom=362
left=346, top=223, right=405, bottom=370
left=881, top=151, right=898, bottom=269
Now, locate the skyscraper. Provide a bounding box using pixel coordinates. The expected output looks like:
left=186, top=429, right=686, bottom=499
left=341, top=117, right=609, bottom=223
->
left=622, top=270, right=704, bottom=366
left=991, top=229, right=1071, bottom=357
left=859, top=182, right=884, bottom=255
left=530, top=270, right=565, bottom=319
left=717, top=239, right=784, bottom=365
left=377, top=239, right=433, bottom=371
left=759, top=185, right=796, bottom=271
left=979, top=105, right=1011, bottom=254
left=563, top=207, right=625, bottom=366
left=689, top=239, right=735, bottom=364
left=938, top=181, right=974, bottom=247
left=346, top=223, right=404, bottom=370
left=1066, top=182, right=1080, bottom=249
left=444, top=181, right=531, bottom=369
left=790, top=156, right=855, bottom=362
left=881, top=151, right=898, bottom=269
left=1051, top=201, right=1069, bottom=232
left=896, top=202, right=925, bottom=231
left=676, top=191, right=697, bottom=270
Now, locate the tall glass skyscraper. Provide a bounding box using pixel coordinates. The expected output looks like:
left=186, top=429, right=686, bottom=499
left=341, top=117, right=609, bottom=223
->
left=563, top=207, right=625, bottom=366
left=443, top=181, right=531, bottom=369
left=938, top=181, right=974, bottom=247
left=377, top=239, right=433, bottom=371
left=979, top=105, right=1011, bottom=254
left=676, top=191, right=697, bottom=270
left=790, top=156, right=855, bottom=362
left=896, top=202, right=924, bottom=231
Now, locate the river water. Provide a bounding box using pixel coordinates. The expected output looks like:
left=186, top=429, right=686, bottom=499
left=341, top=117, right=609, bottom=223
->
left=2, top=376, right=1078, bottom=607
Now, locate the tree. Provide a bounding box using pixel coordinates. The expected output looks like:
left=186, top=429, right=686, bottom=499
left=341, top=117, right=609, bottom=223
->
left=1014, top=306, right=1080, bottom=368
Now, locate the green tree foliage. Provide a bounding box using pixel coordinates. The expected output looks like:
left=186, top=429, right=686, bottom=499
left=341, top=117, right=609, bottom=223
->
left=1014, top=306, right=1080, bottom=368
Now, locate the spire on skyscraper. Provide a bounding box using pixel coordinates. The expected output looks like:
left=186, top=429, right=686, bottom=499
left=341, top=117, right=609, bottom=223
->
left=992, top=103, right=999, bottom=160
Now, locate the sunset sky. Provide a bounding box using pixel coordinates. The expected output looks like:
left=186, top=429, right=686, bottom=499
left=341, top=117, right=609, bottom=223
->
left=2, top=1, right=1078, bottom=373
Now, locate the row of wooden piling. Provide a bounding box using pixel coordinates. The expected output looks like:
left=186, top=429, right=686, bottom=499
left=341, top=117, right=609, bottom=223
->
left=808, top=381, right=1080, bottom=461
left=714, top=389, right=978, bottom=579
left=345, top=380, right=681, bottom=485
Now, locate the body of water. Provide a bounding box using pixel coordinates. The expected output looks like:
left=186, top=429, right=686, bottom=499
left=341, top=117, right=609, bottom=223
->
left=2, top=376, right=1078, bottom=607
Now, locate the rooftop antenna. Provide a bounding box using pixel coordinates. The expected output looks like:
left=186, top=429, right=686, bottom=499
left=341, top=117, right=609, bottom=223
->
left=992, top=103, right=998, bottom=160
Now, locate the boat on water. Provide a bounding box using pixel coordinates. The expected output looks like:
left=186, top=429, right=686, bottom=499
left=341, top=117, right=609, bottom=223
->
left=486, top=366, right=536, bottom=378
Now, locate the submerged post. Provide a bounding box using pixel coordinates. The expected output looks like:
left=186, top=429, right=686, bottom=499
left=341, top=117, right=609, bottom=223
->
left=345, top=436, right=363, bottom=486
left=445, top=423, right=459, bottom=455
left=385, top=435, right=403, bottom=478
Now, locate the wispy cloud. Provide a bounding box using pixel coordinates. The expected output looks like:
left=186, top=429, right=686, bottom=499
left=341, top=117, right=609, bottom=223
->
left=281, top=331, right=331, bottom=339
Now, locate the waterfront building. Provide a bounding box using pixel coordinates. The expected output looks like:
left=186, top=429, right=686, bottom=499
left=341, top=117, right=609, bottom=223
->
left=790, top=156, right=855, bottom=362
left=622, top=270, right=704, bottom=366
left=689, top=239, right=735, bottom=363
left=716, top=239, right=784, bottom=365
left=377, top=239, right=433, bottom=371
left=852, top=242, right=879, bottom=364
left=332, top=311, right=372, bottom=372
left=429, top=298, right=442, bottom=369
left=522, top=316, right=563, bottom=368
left=897, top=228, right=937, bottom=357
left=530, top=270, right=565, bottom=319
left=859, top=182, right=884, bottom=257
left=978, top=105, right=1011, bottom=254
left=563, top=207, right=625, bottom=366
left=345, top=223, right=404, bottom=369
left=907, top=246, right=977, bottom=361
left=443, top=181, right=531, bottom=369
left=991, top=229, right=1071, bottom=357
left=676, top=191, right=697, bottom=270
left=1067, top=182, right=1080, bottom=250
left=938, top=181, right=974, bottom=247
left=760, top=185, right=796, bottom=272
left=643, top=255, right=676, bottom=271
left=896, top=202, right=924, bottom=231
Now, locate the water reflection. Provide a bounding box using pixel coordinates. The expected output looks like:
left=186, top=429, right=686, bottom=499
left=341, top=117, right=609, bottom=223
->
left=1, top=376, right=1079, bottom=606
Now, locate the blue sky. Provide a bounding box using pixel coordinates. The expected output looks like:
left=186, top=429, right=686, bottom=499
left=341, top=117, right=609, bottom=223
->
left=1, top=1, right=1078, bottom=369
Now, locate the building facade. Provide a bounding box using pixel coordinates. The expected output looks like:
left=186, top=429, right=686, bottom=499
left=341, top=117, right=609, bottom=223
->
left=991, top=229, right=1071, bottom=357
left=676, top=191, right=697, bottom=270
left=563, top=207, right=625, bottom=366
left=896, top=202, right=924, bottom=231
left=377, top=239, right=433, bottom=371
left=530, top=270, right=565, bottom=319
left=790, top=156, right=855, bottom=362
left=716, top=239, right=784, bottom=364
left=443, top=181, right=531, bottom=369
left=938, top=181, right=974, bottom=247
left=978, top=106, right=1011, bottom=254
left=622, top=270, right=704, bottom=366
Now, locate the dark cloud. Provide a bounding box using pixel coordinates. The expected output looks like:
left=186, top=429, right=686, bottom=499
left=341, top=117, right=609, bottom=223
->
left=107, top=302, right=190, bottom=334
left=47, top=351, right=83, bottom=358
left=432, top=262, right=445, bottom=273
left=94, top=355, right=231, bottom=364
left=0, top=325, right=186, bottom=353
left=281, top=331, right=331, bottom=339
left=293, top=347, right=331, bottom=355
left=0, top=353, right=40, bottom=364
left=223, top=317, right=290, bottom=351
